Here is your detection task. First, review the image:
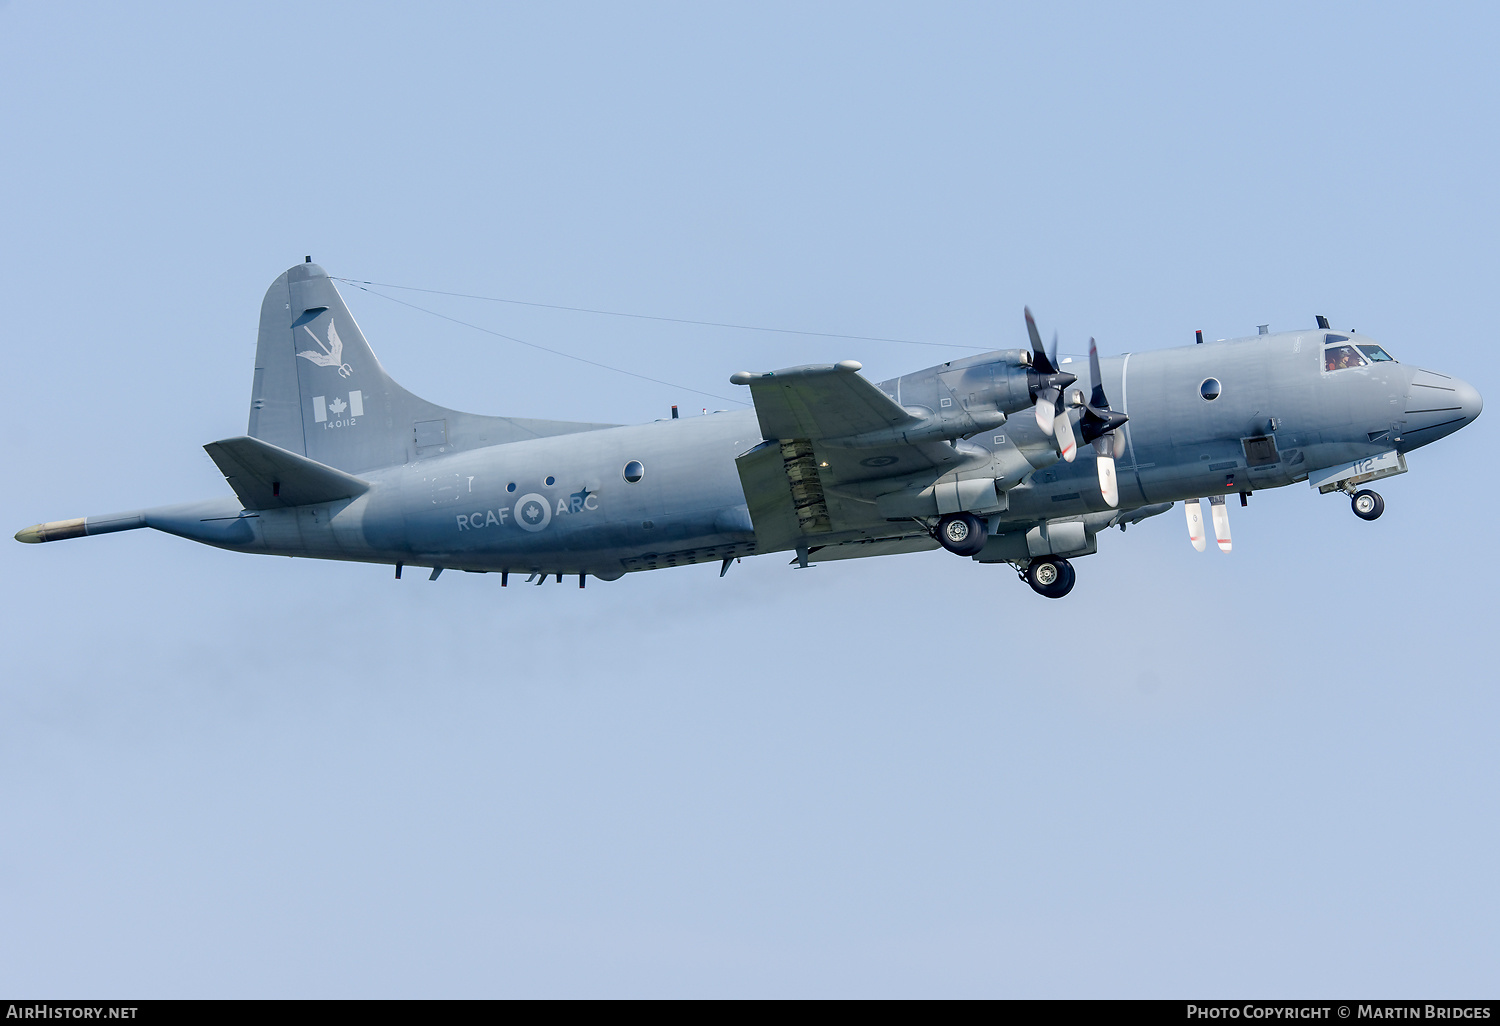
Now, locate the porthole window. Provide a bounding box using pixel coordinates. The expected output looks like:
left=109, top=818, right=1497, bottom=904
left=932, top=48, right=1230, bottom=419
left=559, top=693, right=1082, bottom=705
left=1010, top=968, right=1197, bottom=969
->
left=506, top=482, right=516, bottom=493
left=623, top=460, right=645, bottom=483
left=1200, top=377, right=1222, bottom=401
left=545, top=475, right=556, bottom=486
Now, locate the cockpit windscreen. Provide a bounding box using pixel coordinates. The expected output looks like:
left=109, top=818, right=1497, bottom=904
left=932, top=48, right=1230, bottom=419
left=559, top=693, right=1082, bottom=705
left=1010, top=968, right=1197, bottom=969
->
left=1323, top=332, right=1396, bottom=368
left=1324, top=344, right=1367, bottom=371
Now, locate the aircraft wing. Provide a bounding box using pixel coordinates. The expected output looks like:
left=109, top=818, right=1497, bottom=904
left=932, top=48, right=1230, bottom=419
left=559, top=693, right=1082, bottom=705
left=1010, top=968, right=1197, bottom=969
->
left=731, top=362, right=970, bottom=555
left=731, top=361, right=915, bottom=440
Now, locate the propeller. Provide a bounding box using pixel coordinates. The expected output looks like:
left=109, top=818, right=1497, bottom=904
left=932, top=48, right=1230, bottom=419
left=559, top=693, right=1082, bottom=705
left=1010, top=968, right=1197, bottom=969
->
left=1077, top=337, right=1130, bottom=506
left=1023, top=308, right=1078, bottom=460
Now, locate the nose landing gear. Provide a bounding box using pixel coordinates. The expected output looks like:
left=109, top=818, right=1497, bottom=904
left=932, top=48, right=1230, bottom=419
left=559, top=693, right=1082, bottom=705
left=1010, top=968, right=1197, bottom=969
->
left=1351, top=489, right=1384, bottom=521
left=1023, top=557, right=1076, bottom=598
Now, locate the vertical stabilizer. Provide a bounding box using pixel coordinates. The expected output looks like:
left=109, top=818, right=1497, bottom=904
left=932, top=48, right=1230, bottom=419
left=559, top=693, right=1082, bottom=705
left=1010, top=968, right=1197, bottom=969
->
left=248, top=262, right=614, bottom=473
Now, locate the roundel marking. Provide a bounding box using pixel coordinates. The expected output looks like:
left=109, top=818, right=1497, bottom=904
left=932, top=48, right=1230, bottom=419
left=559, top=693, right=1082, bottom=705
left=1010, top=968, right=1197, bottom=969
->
left=861, top=455, right=899, bottom=468
left=514, top=492, right=552, bottom=532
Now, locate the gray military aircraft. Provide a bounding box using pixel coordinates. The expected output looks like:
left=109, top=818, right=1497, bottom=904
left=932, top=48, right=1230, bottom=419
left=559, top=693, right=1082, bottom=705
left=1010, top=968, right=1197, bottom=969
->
left=15, top=260, right=1483, bottom=597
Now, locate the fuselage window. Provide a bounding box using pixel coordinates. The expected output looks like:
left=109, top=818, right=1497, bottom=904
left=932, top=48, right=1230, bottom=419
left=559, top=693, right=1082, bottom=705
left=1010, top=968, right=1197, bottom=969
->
left=1200, top=377, right=1221, bottom=401
left=1325, top=333, right=1350, bottom=344
left=1324, top=344, right=1367, bottom=372
left=1358, top=344, right=1396, bottom=363
left=623, top=460, right=645, bottom=483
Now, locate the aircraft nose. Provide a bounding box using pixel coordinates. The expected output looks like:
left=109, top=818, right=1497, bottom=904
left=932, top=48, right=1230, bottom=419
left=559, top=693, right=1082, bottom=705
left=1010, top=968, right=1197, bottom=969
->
left=1399, top=368, right=1482, bottom=449
left=1454, top=377, right=1484, bottom=424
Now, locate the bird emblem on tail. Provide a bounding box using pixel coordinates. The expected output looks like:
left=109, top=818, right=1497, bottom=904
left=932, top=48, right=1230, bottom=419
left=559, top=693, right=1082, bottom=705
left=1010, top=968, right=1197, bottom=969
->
left=298, top=320, right=353, bottom=378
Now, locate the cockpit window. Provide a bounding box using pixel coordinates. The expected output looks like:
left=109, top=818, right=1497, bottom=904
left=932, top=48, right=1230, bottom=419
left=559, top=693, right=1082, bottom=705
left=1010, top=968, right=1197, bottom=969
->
left=1323, top=344, right=1367, bottom=372
left=1324, top=333, right=1350, bottom=344
left=1357, top=344, right=1395, bottom=363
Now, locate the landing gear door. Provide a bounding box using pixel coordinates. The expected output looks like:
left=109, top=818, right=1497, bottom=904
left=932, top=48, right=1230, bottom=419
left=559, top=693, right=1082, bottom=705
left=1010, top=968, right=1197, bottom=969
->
left=1307, top=450, right=1407, bottom=495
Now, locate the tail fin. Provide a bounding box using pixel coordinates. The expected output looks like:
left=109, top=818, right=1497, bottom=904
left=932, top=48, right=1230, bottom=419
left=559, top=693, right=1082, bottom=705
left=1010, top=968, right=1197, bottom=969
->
left=248, top=261, right=614, bottom=473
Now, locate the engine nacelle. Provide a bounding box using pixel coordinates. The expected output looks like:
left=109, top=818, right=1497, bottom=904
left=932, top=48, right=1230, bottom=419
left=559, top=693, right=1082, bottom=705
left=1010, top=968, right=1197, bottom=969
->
left=974, top=504, right=1175, bottom=564
left=865, top=349, right=1038, bottom=441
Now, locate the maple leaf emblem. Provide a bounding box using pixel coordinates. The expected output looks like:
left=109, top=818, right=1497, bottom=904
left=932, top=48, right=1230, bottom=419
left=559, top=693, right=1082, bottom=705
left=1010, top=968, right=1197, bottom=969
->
left=328, top=396, right=348, bottom=415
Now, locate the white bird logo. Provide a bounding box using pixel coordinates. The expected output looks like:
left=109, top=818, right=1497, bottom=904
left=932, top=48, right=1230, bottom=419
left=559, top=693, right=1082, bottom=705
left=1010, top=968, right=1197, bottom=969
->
left=297, top=320, right=353, bottom=378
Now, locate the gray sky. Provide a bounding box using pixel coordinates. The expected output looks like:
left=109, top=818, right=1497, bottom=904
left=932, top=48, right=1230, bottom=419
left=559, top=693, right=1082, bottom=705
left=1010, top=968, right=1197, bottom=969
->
left=2, top=1, right=1495, bottom=997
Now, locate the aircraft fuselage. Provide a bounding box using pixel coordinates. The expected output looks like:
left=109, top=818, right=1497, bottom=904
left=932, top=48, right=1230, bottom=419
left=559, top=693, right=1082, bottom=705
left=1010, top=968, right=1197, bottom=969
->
left=15, top=263, right=1481, bottom=592
left=123, top=328, right=1478, bottom=580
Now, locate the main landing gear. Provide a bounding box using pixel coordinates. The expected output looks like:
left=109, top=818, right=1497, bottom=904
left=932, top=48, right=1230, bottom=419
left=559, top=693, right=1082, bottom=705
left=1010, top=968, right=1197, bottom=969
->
left=935, top=512, right=988, bottom=557
left=1351, top=489, right=1384, bottom=521
left=1022, top=557, right=1075, bottom=598
left=932, top=513, right=1077, bottom=598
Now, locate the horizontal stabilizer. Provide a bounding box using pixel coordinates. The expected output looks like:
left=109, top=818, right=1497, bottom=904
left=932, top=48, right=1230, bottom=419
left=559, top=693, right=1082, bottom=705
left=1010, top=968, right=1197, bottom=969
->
left=204, top=435, right=370, bottom=509
left=730, top=361, right=916, bottom=441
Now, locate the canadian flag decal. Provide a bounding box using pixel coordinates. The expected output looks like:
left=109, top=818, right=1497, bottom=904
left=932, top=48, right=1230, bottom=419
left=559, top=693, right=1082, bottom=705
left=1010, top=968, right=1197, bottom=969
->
left=313, top=391, right=364, bottom=423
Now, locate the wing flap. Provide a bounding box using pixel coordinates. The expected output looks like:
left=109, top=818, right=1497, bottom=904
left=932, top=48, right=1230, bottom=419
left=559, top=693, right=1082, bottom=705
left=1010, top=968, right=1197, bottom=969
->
left=204, top=435, right=371, bottom=510
left=734, top=439, right=826, bottom=553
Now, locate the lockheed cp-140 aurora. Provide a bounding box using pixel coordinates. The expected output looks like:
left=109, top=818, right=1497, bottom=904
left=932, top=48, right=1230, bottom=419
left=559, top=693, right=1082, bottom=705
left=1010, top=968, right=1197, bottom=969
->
left=16, top=260, right=1482, bottom=597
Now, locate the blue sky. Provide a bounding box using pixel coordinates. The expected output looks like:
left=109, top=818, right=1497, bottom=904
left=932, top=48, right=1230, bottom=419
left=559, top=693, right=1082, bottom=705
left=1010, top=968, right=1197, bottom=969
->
left=1, top=2, right=1495, bottom=996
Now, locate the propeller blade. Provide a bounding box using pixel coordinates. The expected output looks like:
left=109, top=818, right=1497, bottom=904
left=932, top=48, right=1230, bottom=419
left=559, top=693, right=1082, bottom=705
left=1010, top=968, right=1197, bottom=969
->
left=1049, top=330, right=1060, bottom=372
left=1055, top=408, right=1078, bottom=462
left=1185, top=498, right=1207, bottom=552
left=1088, top=337, right=1107, bottom=410
left=1113, top=429, right=1127, bottom=460
left=1034, top=390, right=1057, bottom=434
left=1209, top=494, right=1232, bottom=552
left=1096, top=453, right=1119, bottom=507
left=1024, top=308, right=1053, bottom=373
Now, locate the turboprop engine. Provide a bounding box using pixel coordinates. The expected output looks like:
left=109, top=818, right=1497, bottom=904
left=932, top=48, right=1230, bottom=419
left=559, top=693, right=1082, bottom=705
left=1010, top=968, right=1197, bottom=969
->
left=824, top=349, right=1044, bottom=452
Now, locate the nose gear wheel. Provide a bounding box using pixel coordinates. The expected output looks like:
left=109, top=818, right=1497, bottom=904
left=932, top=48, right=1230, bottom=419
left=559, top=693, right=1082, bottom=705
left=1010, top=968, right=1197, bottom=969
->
left=1351, top=489, right=1384, bottom=520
